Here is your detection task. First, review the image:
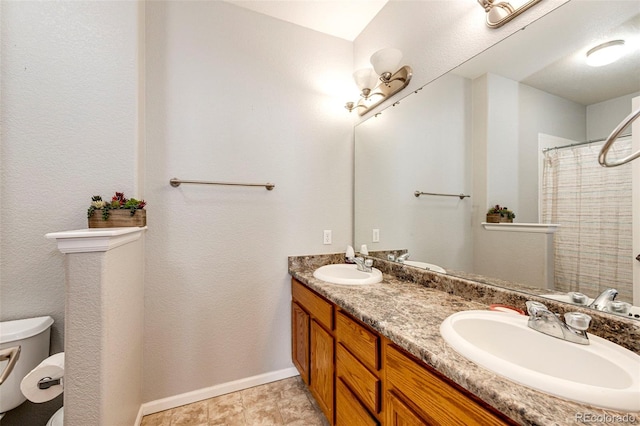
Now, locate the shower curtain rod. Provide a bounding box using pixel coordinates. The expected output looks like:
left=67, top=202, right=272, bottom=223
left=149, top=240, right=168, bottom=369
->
left=542, top=133, right=632, bottom=153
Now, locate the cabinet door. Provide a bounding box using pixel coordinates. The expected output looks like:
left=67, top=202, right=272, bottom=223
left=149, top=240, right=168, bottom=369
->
left=292, top=302, right=310, bottom=384
left=310, top=320, right=334, bottom=424
left=386, top=391, right=427, bottom=426
left=386, top=345, right=513, bottom=425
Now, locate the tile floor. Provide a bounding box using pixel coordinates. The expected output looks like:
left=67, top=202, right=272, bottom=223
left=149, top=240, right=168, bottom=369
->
left=140, top=376, right=329, bottom=426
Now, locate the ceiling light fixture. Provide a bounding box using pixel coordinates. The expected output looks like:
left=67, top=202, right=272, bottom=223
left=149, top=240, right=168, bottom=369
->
left=477, top=0, right=541, bottom=28
left=345, top=48, right=412, bottom=115
left=586, top=40, right=626, bottom=67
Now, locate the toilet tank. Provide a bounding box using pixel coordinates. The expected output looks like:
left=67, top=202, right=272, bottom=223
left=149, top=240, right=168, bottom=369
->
left=0, top=316, right=54, bottom=414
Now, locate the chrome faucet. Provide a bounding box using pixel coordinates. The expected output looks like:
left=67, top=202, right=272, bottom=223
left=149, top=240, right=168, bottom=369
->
left=588, top=288, right=618, bottom=311
left=525, top=301, right=591, bottom=345
left=396, top=252, right=410, bottom=263
left=349, top=256, right=373, bottom=273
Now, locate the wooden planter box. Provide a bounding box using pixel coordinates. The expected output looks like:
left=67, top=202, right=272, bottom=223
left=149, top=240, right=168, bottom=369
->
left=486, top=213, right=513, bottom=223
left=88, top=209, right=146, bottom=228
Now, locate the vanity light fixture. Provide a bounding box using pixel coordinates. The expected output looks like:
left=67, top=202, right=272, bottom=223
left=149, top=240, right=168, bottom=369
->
left=345, top=48, right=412, bottom=116
left=345, top=102, right=367, bottom=113
left=586, top=40, right=626, bottom=67
left=477, top=0, right=542, bottom=28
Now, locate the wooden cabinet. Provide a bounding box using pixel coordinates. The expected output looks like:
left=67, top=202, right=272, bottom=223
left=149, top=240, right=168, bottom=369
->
left=291, top=302, right=310, bottom=384
left=292, top=278, right=332, bottom=330
left=336, top=311, right=380, bottom=371
left=385, top=343, right=515, bottom=426
left=311, top=321, right=334, bottom=422
left=335, top=310, right=382, bottom=425
left=386, top=390, right=427, bottom=426
left=336, top=378, right=378, bottom=426
left=336, top=344, right=380, bottom=414
left=291, top=279, right=335, bottom=424
left=291, top=278, right=515, bottom=426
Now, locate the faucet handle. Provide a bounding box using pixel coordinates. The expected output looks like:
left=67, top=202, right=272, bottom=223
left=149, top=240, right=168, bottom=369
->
left=525, top=301, right=548, bottom=316
left=564, top=312, right=592, bottom=331
left=364, top=258, right=373, bottom=268
left=568, top=292, right=589, bottom=305
left=607, top=300, right=631, bottom=314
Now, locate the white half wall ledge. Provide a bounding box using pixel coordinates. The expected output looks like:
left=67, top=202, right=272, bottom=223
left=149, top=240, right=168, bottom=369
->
left=45, top=227, right=148, bottom=253
left=481, top=222, right=559, bottom=234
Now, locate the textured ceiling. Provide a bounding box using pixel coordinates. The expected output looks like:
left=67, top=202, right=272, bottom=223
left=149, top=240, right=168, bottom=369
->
left=453, top=2, right=640, bottom=106
left=222, top=1, right=639, bottom=105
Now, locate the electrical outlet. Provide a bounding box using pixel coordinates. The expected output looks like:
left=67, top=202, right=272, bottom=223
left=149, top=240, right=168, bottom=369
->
left=323, top=230, right=332, bottom=245
left=372, top=229, right=380, bottom=242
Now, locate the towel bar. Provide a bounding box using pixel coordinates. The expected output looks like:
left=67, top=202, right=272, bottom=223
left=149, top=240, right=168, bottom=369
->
left=170, top=178, right=275, bottom=190
left=414, top=191, right=470, bottom=199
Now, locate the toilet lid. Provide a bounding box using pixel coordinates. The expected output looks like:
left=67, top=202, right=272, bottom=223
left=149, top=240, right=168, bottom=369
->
left=47, top=407, right=64, bottom=426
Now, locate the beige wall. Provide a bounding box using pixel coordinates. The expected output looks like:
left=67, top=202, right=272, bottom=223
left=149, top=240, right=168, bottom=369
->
left=143, top=1, right=354, bottom=403
left=1, top=0, right=579, bottom=421
left=0, top=2, right=143, bottom=424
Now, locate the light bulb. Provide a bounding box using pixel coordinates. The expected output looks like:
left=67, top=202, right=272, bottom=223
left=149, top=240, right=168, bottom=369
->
left=370, top=48, right=403, bottom=81
left=352, top=68, right=379, bottom=91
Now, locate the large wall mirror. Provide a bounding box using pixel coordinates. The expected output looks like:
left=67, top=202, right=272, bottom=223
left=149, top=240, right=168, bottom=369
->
left=355, top=1, right=640, bottom=319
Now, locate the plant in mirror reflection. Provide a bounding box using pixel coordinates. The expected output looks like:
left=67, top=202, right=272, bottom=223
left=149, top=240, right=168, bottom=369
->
left=487, top=205, right=515, bottom=220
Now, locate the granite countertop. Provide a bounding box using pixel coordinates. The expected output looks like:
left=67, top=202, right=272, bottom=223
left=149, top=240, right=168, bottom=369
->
left=288, top=254, right=640, bottom=426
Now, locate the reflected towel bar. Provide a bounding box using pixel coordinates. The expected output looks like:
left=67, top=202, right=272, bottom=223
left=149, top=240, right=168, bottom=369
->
left=170, top=178, right=275, bottom=190
left=414, top=191, right=470, bottom=199
left=598, top=106, right=640, bottom=167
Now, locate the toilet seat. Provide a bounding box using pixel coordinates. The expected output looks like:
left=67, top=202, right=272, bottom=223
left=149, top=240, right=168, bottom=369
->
left=47, top=407, right=63, bottom=426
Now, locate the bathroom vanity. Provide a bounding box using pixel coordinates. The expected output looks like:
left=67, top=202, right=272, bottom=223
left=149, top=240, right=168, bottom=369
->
left=292, top=279, right=512, bottom=425
left=289, top=254, right=640, bottom=426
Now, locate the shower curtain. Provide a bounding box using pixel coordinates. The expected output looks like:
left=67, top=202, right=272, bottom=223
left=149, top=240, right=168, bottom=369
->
left=541, top=137, right=633, bottom=301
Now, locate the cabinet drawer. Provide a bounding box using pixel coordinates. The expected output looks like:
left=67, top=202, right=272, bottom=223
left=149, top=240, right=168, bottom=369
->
left=336, top=311, right=379, bottom=371
left=336, top=343, right=380, bottom=414
left=386, top=344, right=513, bottom=426
left=292, top=279, right=333, bottom=330
left=336, top=378, right=379, bottom=426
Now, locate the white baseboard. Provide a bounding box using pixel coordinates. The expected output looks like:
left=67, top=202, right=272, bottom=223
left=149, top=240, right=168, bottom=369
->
left=137, top=367, right=299, bottom=420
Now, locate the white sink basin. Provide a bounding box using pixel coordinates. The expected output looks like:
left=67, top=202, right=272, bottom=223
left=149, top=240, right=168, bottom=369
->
left=403, top=260, right=446, bottom=274
left=313, top=264, right=382, bottom=285
left=440, top=310, right=640, bottom=411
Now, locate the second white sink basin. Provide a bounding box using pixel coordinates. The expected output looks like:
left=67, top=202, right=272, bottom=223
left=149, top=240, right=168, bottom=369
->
left=440, top=310, right=640, bottom=411
left=403, top=260, right=446, bottom=274
left=313, top=264, right=382, bottom=285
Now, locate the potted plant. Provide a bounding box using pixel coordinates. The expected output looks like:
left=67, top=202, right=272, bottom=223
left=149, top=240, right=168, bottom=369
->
left=486, top=205, right=515, bottom=223
left=87, top=192, right=146, bottom=228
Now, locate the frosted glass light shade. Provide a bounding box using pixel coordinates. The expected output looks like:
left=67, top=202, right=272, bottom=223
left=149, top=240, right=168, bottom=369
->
left=353, top=68, right=379, bottom=90
left=586, top=40, right=626, bottom=67
left=370, top=48, right=403, bottom=76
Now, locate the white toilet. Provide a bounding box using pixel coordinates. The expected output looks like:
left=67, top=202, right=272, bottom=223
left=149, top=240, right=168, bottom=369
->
left=47, top=406, right=64, bottom=426
left=0, top=316, right=58, bottom=422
